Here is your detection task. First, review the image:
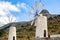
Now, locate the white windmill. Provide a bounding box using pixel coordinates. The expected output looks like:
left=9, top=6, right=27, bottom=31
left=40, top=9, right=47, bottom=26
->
left=7, top=14, right=17, bottom=40
left=30, top=0, right=48, bottom=38
left=0, top=14, right=17, bottom=40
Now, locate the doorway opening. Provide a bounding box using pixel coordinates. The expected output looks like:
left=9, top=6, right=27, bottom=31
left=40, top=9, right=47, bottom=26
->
left=13, top=36, right=15, bottom=40
left=44, top=30, right=46, bottom=37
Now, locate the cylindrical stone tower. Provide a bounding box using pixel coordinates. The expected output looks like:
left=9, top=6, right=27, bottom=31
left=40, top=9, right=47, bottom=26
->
left=8, top=24, right=16, bottom=40
left=35, top=14, right=48, bottom=38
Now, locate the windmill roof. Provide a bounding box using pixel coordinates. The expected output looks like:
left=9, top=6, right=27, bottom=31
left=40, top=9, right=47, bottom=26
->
left=40, top=9, right=49, bottom=13
left=39, top=9, right=51, bottom=18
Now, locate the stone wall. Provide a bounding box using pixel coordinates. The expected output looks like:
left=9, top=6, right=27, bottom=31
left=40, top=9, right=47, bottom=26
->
left=33, top=37, right=60, bottom=40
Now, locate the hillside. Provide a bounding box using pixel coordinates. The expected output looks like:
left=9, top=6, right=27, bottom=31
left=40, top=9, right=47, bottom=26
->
left=0, top=15, right=60, bottom=40
left=48, top=15, right=60, bottom=34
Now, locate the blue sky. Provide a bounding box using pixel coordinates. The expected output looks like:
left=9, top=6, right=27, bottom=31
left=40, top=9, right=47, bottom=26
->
left=1, top=0, right=60, bottom=14
left=0, top=0, right=60, bottom=24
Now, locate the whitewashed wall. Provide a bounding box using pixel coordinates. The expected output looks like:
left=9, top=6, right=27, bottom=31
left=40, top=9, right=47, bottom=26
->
left=8, top=25, right=16, bottom=40
left=35, top=14, right=48, bottom=38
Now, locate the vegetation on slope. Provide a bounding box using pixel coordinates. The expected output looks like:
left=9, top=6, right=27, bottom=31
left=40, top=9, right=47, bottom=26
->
left=48, top=15, right=60, bottom=34
left=0, top=15, right=60, bottom=40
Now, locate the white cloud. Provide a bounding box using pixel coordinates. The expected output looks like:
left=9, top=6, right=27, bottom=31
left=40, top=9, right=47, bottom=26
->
left=0, top=1, right=32, bottom=26
left=0, top=15, right=18, bottom=27
left=16, top=3, right=34, bottom=21
left=0, top=1, right=20, bottom=26
left=0, top=15, right=18, bottom=24
left=0, top=1, right=20, bottom=15
left=20, top=3, right=28, bottom=10
left=17, top=3, right=31, bottom=12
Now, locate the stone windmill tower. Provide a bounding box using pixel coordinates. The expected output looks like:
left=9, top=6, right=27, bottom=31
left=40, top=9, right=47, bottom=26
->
left=35, top=14, right=48, bottom=38
left=8, top=24, right=16, bottom=40
left=30, top=0, right=49, bottom=38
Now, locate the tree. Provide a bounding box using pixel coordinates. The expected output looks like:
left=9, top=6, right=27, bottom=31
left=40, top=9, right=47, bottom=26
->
left=0, top=29, right=5, bottom=37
